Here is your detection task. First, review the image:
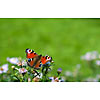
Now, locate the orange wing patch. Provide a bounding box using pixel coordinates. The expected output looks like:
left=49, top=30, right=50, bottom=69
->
left=41, top=56, right=52, bottom=64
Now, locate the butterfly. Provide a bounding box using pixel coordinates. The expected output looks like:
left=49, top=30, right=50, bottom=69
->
left=25, top=48, right=52, bottom=69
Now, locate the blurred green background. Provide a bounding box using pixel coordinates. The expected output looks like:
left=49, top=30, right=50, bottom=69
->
left=0, top=18, right=100, bottom=77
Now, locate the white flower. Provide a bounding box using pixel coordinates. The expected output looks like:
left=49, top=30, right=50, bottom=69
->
left=81, top=52, right=92, bottom=61
left=99, top=55, right=100, bottom=59
left=49, top=77, right=57, bottom=82
left=39, top=73, right=43, bottom=79
left=76, top=64, right=81, bottom=69
left=61, top=76, right=66, bottom=81
left=49, top=77, right=63, bottom=82
left=7, top=57, right=27, bottom=67
left=11, top=66, right=15, bottom=69
left=65, top=71, right=72, bottom=76
left=28, top=78, right=31, bottom=82
left=15, top=67, right=19, bottom=71
left=96, top=74, right=100, bottom=79
left=19, top=68, right=27, bottom=74
left=86, top=77, right=98, bottom=82
left=59, top=79, right=64, bottom=82
left=17, top=60, right=27, bottom=67
left=22, top=60, right=27, bottom=66
left=49, top=77, right=54, bottom=80
left=34, top=73, right=43, bottom=79
left=81, top=51, right=99, bottom=61
left=96, top=60, right=100, bottom=66
left=7, top=57, right=19, bottom=65
left=0, top=64, right=8, bottom=74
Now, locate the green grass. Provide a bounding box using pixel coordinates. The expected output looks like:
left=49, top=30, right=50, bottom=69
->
left=0, top=18, right=100, bottom=77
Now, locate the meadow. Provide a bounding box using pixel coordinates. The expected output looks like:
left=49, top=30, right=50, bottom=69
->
left=0, top=18, right=100, bottom=81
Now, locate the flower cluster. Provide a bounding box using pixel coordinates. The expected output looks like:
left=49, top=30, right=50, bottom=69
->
left=63, top=64, right=82, bottom=82
left=0, top=50, right=63, bottom=82
left=1, top=50, right=100, bottom=82
left=81, top=51, right=99, bottom=61
left=81, top=51, right=100, bottom=69
left=63, top=51, right=100, bottom=82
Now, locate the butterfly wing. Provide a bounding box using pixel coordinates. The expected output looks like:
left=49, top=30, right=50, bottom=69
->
left=41, top=56, right=52, bottom=65
left=27, top=53, right=42, bottom=69
left=34, top=55, right=42, bottom=69
left=34, top=60, right=42, bottom=69
left=26, top=48, right=39, bottom=67
left=26, top=48, right=38, bottom=59
left=27, top=58, right=35, bottom=67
